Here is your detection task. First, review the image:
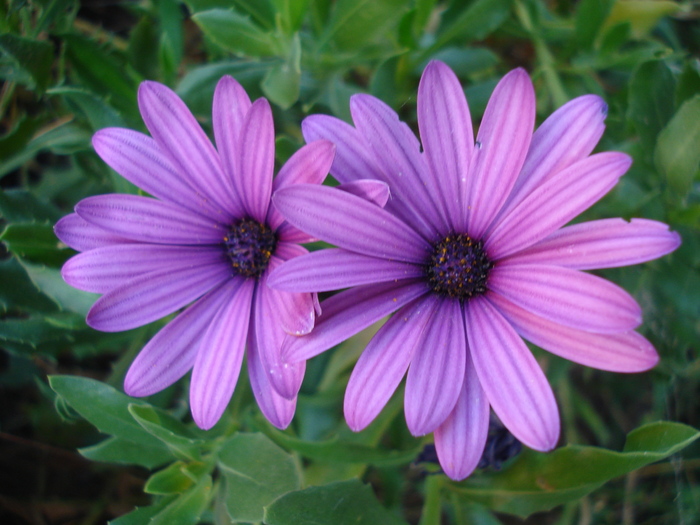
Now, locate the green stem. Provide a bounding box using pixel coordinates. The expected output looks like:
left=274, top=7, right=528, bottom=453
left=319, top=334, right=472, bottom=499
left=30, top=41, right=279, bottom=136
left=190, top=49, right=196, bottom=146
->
left=419, top=475, right=443, bottom=525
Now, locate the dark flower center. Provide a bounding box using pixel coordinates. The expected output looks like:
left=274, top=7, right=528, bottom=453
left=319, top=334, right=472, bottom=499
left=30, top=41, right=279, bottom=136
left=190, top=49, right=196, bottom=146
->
left=224, top=218, right=277, bottom=278
left=425, top=233, right=492, bottom=300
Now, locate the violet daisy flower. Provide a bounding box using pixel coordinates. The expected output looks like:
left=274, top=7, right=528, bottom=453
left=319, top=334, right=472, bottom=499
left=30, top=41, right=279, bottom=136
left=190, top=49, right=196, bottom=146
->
left=54, top=76, right=336, bottom=430
left=269, top=61, right=681, bottom=480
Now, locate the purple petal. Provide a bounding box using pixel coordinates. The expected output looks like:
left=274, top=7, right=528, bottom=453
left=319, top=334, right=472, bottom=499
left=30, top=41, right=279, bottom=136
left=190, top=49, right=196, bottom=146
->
left=405, top=298, right=466, bottom=436
left=418, top=60, right=473, bottom=231
left=54, top=213, right=131, bottom=252
left=282, top=279, right=430, bottom=363
left=486, top=152, right=632, bottom=259
left=489, top=263, right=642, bottom=333
left=87, top=261, right=231, bottom=332
left=62, top=244, right=224, bottom=293
left=268, top=248, right=423, bottom=292
left=273, top=184, right=430, bottom=263
left=247, top=329, right=297, bottom=429
left=138, top=81, right=237, bottom=217
left=302, top=114, right=386, bottom=184
left=267, top=140, right=335, bottom=229
left=489, top=292, right=658, bottom=371
left=190, top=279, right=255, bottom=430
left=466, top=69, right=535, bottom=237
left=344, top=295, right=439, bottom=431
left=499, top=95, right=608, bottom=220
left=337, top=180, right=391, bottom=208
left=276, top=222, right=316, bottom=244
left=213, top=75, right=252, bottom=216
left=434, top=349, right=489, bottom=481
left=236, top=98, right=274, bottom=222
left=508, top=218, right=681, bottom=269
left=92, top=128, right=222, bottom=219
left=124, top=278, right=242, bottom=396
left=264, top=253, right=315, bottom=337
left=350, top=94, right=445, bottom=238
left=466, top=297, right=560, bottom=451
left=75, top=194, right=224, bottom=245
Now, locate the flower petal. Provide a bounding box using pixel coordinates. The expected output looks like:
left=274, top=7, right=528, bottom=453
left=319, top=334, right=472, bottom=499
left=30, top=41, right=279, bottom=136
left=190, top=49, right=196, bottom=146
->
left=87, top=261, right=231, bottom=332
left=418, top=60, right=472, bottom=231
left=247, top=328, right=297, bottom=429
left=268, top=248, right=423, bottom=292
left=344, top=295, right=439, bottom=431
left=466, top=69, right=535, bottom=237
left=466, top=297, right=560, bottom=451
left=236, top=98, right=274, bottom=222
left=138, top=81, right=237, bottom=217
left=75, top=194, right=224, bottom=245
left=508, top=218, right=681, bottom=269
left=124, top=278, right=242, bottom=396
left=273, top=184, right=430, bottom=263
left=190, top=279, right=255, bottom=429
left=282, top=279, right=430, bottom=363
left=498, top=94, right=608, bottom=219
left=54, top=213, right=131, bottom=252
left=92, top=128, right=221, bottom=219
left=405, top=298, right=466, bottom=436
left=350, top=94, right=445, bottom=238
left=62, top=244, right=224, bottom=293
left=486, top=152, right=631, bottom=259
left=337, top=180, right=390, bottom=208
left=434, top=349, right=489, bottom=481
left=276, top=222, right=316, bottom=244
left=488, top=292, right=659, bottom=372
left=489, top=264, right=642, bottom=333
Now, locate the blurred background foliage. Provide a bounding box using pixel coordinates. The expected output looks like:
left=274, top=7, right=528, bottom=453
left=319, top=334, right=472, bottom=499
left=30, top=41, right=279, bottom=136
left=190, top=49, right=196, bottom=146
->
left=1, top=0, right=699, bottom=524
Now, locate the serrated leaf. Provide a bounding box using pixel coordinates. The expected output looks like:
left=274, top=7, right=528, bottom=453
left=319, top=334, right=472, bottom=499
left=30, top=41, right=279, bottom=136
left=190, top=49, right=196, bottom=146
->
left=654, top=94, right=700, bottom=196
left=20, top=261, right=97, bottom=316
left=1, top=222, right=70, bottom=267
left=264, top=479, right=409, bottom=525
left=49, top=87, right=126, bottom=130
left=129, top=404, right=204, bottom=461
left=449, top=421, right=700, bottom=519
left=0, top=33, right=53, bottom=91
left=192, top=9, right=277, bottom=57
left=217, top=432, right=300, bottom=522
left=0, top=317, right=67, bottom=347
left=0, top=189, right=62, bottom=222
left=80, top=436, right=174, bottom=469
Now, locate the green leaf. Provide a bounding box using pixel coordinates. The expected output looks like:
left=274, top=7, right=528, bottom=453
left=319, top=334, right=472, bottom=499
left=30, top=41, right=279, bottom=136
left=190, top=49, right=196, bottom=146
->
left=0, top=33, right=53, bottom=91
left=20, top=261, right=97, bottom=316
left=575, top=0, right=614, bottom=49
left=1, top=222, right=70, bottom=267
left=129, top=404, right=204, bottom=461
left=0, top=189, right=61, bottom=222
left=192, top=9, right=277, bottom=57
left=264, top=479, right=409, bottom=525
left=217, top=432, right=300, bottom=522
left=654, top=95, right=700, bottom=196
left=271, top=0, right=310, bottom=33
left=320, top=0, right=409, bottom=51
left=430, top=0, right=510, bottom=54
left=628, top=60, right=676, bottom=153
left=48, top=87, right=127, bottom=130
left=603, top=0, right=682, bottom=39
left=0, top=115, right=44, bottom=163
left=145, top=461, right=198, bottom=495
left=0, top=258, right=57, bottom=313
left=109, top=499, right=176, bottom=525
left=149, top=474, right=213, bottom=525
left=49, top=375, right=176, bottom=454
left=261, top=33, right=301, bottom=109
left=0, top=317, right=68, bottom=347
left=449, top=421, right=700, bottom=519
left=80, top=436, right=174, bottom=469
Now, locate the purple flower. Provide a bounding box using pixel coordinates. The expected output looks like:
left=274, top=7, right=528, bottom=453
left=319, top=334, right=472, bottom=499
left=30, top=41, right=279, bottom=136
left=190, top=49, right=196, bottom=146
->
left=54, top=76, right=335, bottom=430
left=269, top=61, right=681, bottom=480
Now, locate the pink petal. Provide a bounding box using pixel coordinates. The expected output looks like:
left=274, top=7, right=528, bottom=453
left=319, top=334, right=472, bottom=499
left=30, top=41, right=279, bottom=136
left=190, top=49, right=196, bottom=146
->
left=466, top=69, right=535, bottom=237
left=434, top=349, right=489, bottom=481
left=54, top=213, right=132, bottom=252
left=405, top=298, right=466, bottom=436
left=418, top=60, right=473, bottom=231
left=489, top=263, right=642, bottom=333
left=282, top=279, right=430, bottom=363
left=75, top=194, right=224, bottom=245
left=267, top=248, right=423, bottom=292
left=508, top=218, right=681, bottom=269
left=86, top=262, right=231, bottom=332
left=124, top=278, right=243, bottom=396
left=488, top=292, right=659, bottom=372
left=466, top=297, right=560, bottom=451
left=190, top=279, right=255, bottom=429
left=236, top=98, right=275, bottom=222
left=273, top=184, right=430, bottom=263
left=486, top=152, right=632, bottom=260
left=344, top=295, right=439, bottom=431
left=138, top=81, right=237, bottom=218
left=337, top=180, right=391, bottom=208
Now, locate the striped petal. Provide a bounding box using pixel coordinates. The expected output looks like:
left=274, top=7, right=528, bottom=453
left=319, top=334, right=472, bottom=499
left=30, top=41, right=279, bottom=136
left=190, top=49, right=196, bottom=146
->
left=54, top=213, right=131, bottom=252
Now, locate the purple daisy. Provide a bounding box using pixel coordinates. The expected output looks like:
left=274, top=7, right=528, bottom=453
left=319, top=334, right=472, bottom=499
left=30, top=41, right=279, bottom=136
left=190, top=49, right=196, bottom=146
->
left=269, top=61, right=681, bottom=480
left=54, top=76, right=336, bottom=430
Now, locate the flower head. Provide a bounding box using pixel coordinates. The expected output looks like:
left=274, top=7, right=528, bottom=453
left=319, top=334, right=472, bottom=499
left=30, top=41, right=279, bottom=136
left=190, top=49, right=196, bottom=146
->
left=55, top=76, right=335, bottom=430
left=269, top=61, right=681, bottom=480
